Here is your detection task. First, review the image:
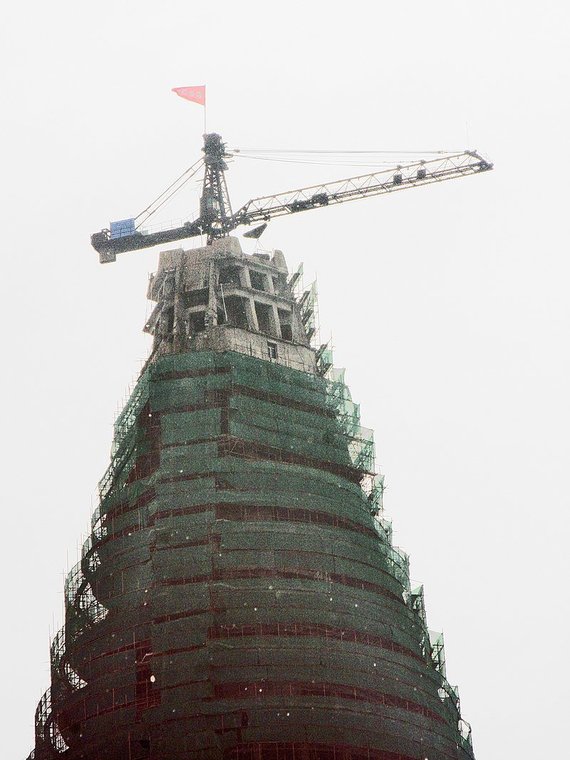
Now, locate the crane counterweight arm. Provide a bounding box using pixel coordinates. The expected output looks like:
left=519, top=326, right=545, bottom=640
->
left=232, top=151, right=492, bottom=228
left=91, top=219, right=206, bottom=263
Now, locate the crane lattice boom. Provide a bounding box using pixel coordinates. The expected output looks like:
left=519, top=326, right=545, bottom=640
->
left=233, top=151, right=491, bottom=225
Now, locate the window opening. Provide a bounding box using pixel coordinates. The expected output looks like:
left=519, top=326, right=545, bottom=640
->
left=188, top=312, right=206, bottom=335
left=278, top=308, right=293, bottom=341
left=255, top=302, right=273, bottom=334
left=183, top=288, right=208, bottom=307
left=225, top=296, right=249, bottom=330
left=219, top=266, right=242, bottom=287
left=249, top=270, right=267, bottom=292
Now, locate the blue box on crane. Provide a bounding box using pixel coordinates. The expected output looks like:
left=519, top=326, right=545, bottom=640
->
left=110, top=218, right=136, bottom=239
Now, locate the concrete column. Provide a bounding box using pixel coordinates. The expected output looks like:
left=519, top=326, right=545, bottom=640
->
left=290, top=309, right=307, bottom=343
left=173, top=265, right=184, bottom=350
left=240, top=267, right=252, bottom=289
left=244, top=296, right=259, bottom=331
left=265, top=274, right=275, bottom=294
left=270, top=305, right=282, bottom=338
left=206, top=261, right=218, bottom=327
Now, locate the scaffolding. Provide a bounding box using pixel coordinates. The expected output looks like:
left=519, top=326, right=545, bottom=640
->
left=28, top=345, right=476, bottom=760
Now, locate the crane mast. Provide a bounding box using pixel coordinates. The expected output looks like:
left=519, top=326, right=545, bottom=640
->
left=91, top=133, right=492, bottom=263
left=199, top=133, right=233, bottom=238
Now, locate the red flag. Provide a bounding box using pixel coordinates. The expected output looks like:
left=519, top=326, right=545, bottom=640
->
left=172, top=86, right=206, bottom=106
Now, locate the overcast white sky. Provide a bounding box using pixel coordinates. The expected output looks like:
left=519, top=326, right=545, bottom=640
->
left=2, top=2, right=569, bottom=758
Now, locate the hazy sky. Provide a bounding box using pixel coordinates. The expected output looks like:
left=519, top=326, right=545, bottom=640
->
left=2, top=2, right=569, bottom=758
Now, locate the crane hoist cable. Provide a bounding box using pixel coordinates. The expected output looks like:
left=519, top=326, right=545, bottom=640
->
left=232, top=148, right=455, bottom=155
left=231, top=154, right=450, bottom=169
left=230, top=148, right=464, bottom=170
left=135, top=157, right=204, bottom=230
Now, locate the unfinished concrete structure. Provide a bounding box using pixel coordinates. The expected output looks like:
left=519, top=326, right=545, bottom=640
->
left=29, top=238, right=475, bottom=760
left=144, top=238, right=315, bottom=373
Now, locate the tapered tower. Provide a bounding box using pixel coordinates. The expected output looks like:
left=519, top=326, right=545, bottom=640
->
left=29, top=237, right=475, bottom=760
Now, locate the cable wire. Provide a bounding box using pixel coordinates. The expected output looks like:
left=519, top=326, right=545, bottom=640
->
left=232, top=154, right=427, bottom=169
left=230, top=148, right=462, bottom=171
left=135, top=158, right=204, bottom=228
left=233, top=148, right=455, bottom=155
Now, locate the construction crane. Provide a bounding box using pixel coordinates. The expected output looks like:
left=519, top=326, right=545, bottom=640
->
left=91, top=133, right=493, bottom=263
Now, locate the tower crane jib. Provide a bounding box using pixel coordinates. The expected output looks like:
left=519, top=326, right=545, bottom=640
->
left=91, top=133, right=492, bottom=263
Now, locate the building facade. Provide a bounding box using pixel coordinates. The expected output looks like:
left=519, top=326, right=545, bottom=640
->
left=29, top=239, right=474, bottom=760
